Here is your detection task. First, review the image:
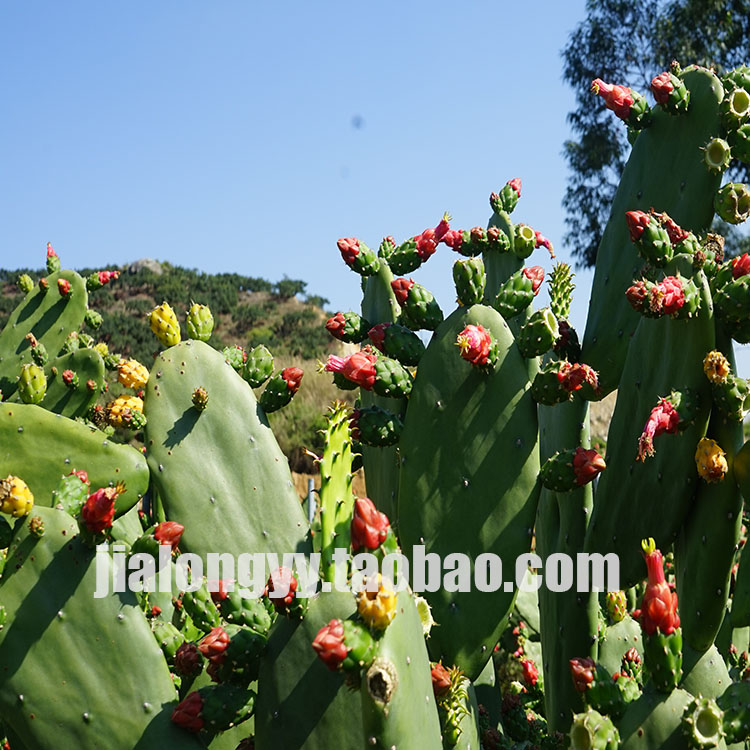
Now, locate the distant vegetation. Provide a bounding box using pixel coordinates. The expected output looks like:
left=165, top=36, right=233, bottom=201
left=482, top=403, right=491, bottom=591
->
left=0, top=261, right=354, bottom=471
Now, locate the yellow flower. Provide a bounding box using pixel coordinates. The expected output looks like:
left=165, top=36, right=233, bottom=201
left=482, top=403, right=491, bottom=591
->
left=117, top=358, right=149, bottom=390
left=0, top=475, right=34, bottom=518
left=107, top=395, right=144, bottom=428
left=695, top=438, right=727, bottom=483
left=357, top=574, right=397, bottom=630
left=703, top=350, right=730, bottom=384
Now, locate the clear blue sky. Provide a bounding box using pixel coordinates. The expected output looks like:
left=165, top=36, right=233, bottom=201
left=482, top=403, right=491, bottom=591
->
left=2, top=1, right=748, bottom=375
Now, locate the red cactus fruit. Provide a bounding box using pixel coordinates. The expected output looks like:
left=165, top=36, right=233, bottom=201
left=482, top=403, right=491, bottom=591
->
left=199, top=626, right=230, bottom=661
left=367, top=323, right=391, bottom=352
left=351, top=497, right=390, bottom=551
left=522, top=659, right=539, bottom=687
left=174, top=642, right=203, bottom=677
left=98, top=270, right=119, bottom=285
left=57, top=278, right=71, bottom=297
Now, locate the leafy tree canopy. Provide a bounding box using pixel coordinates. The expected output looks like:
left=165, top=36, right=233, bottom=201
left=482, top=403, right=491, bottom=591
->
left=562, top=0, right=750, bottom=266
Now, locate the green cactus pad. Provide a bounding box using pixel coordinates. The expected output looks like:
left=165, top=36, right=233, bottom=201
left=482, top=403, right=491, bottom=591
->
left=582, top=67, right=724, bottom=397
left=142, top=340, right=311, bottom=561
left=0, top=403, right=148, bottom=516
left=398, top=304, right=540, bottom=679
left=0, top=506, right=203, bottom=749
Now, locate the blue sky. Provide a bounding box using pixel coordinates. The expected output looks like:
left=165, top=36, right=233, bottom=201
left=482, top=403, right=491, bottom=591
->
left=2, top=1, right=748, bottom=375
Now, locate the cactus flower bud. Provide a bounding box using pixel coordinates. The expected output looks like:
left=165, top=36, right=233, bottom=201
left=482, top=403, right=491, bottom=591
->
left=281, top=367, right=303, bottom=394
left=522, top=659, right=539, bottom=687
left=413, top=213, right=452, bottom=261
left=325, top=311, right=370, bottom=344
left=592, top=78, right=634, bottom=119
left=572, top=448, right=607, bottom=486
left=490, top=178, right=522, bottom=214
left=351, top=497, right=390, bottom=551
left=324, top=352, right=377, bottom=390
left=171, top=691, right=204, bottom=732
left=703, top=350, right=731, bottom=384
left=186, top=303, right=214, bottom=342
left=391, top=277, right=415, bottom=305
left=199, top=626, right=230, bottom=661
left=637, top=398, right=679, bottom=461
left=312, top=619, right=349, bottom=671
left=625, top=210, right=651, bottom=242
left=569, top=657, right=596, bottom=693
left=18, top=362, right=47, bottom=404
left=337, top=237, right=380, bottom=276
left=174, top=642, right=203, bottom=677
left=626, top=280, right=649, bottom=312
left=606, top=591, right=627, bottom=623
left=62, top=369, right=79, bottom=389
left=46, top=242, right=61, bottom=273
left=634, top=538, right=680, bottom=635
left=81, top=486, right=122, bottom=533
left=732, top=252, right=750, bottom=279
left=17, top=273, right=34, bottom=294
left=651, top=71, right=674, bottom=104
left=154, top=521, right=184, bottom=550
left=192, top=386, right=209, bottom=411
left=695, top=438, right=728, bottom=483
left=367, top=322, right=390, bottom=352
left=431, top=662, right=452, bottom=696
left=57, top=278, right=72, bottom=298
left=265, top=567, right=298, bottom=611
left=523, top=266, right=545, bottom=294
left=99, top=270, right=119, bottom=285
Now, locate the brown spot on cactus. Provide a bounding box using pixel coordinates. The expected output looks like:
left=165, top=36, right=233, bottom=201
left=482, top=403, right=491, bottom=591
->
left=366, top=658, right=398, bottom=706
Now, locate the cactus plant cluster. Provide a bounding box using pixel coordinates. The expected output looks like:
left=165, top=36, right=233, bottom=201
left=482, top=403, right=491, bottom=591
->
left=3, top=60, right=750, bottom=750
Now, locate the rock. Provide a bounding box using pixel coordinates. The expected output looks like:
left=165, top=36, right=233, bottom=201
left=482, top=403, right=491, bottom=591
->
left=128, top=258, right=163, bottom=275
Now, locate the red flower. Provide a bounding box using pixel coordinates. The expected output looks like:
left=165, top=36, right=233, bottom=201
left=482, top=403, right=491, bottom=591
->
left=557, top=362, right=599, bottom=393
left=57, top=279, right=71, bottom=297
left=414, top=213, right=451, bottom=260
left=281, top=367, right=304, bottom=394
left=368, top=323, right=391, bottom=352
left=81, top=487, right=118, bottom=533
left=534, top=232, right=554, bottom=257
left=69, top=470, right=90, bottom=485
left=569, top=656, right=595, bottom=692
left=431, top=663, right=452, bottom=696
left=634, top=539, right=680, bottom=635
left=732, top=252, right=750, bottom=279
left=442, top=229, right=464, bottom=251
left=654, top=212, right=689, bottom=245
left=650, top=276, right=684, bottom=315
left=171, top=691, right=204, bottom=733
left=507, top=177, right=522, bottom=196
left=265, top=566, right=298, bottom=610
left=337, top=237, right=361, bottom=267
left=625, top=210, right=651, bottom=242
left=572, top=448, right=606, bottom=486
left=456, top=324, right=491, bottom=366
left=391, top=277, right=415, bottom=305
left=626, top=280, right=648, bottom=311
left=351, top=497, right=390, bottom=551
left=651, top=71, right=674, bottom=104
left=208, top=578, right=232, bottom=603
left=154, top=521, right=184, bottom=550
left=312, top=619, right=348, bottom=671
left=521, top=659, right=539, bottom=686
left=98, top=270, right=119, bottom=285
left=199, top=627, right=230, bottom=661
left=522, top=266, right=545, bottom=294
left=637, top=398, right=679, bottom=461
left=62, top=370, right=76, bottom=386
left=324, top=352, right=377, bottom=390
left=592, top=78, right=635, bottom=120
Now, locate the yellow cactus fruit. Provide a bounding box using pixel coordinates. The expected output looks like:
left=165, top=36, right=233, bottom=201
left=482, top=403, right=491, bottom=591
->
left=357, top=573, right=397, bottom=630
left=149, top=302, right=181, bottom=347
left=0, top=475, right=34, bottom=517
left=695, top=437, right=728, bottom=483
left=117, top=358, right=149, bottom=390
left=703, top=350, right=730, bottom=384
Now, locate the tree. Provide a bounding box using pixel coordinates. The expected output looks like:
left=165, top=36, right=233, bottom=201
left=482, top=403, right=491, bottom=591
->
left=562, top=0, right=750, bottom=267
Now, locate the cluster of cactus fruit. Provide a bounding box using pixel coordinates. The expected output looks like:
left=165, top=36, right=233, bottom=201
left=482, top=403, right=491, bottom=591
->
left=4, top=60, right=750, bottom=750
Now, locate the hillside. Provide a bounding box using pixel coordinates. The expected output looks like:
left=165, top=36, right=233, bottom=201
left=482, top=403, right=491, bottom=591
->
left=0, top=259, right=354, bottom=471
